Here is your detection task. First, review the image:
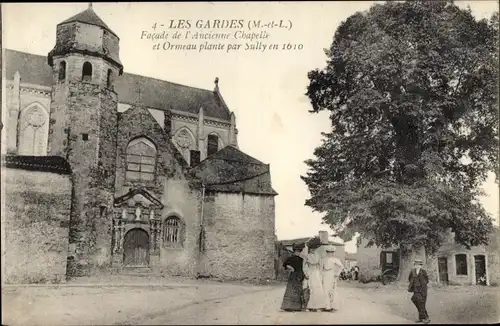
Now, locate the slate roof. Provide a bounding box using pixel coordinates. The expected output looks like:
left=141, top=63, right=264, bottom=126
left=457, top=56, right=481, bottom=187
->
left=4, top=49, right=231, bottom=121
left=3, top=155, right=72, bottom=175
left=193, top=145, right=278, bottom=196
left=59, top=6, right=117, bottom=37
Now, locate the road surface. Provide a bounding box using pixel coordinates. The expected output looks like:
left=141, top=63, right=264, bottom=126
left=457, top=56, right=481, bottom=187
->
left=3, top=281, right=412, bottom=325
left=127, top=284, right=412, bottom=325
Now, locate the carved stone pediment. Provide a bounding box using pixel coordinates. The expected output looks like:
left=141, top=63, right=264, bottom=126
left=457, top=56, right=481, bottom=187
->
left=114, top=187, right=164, bottom=209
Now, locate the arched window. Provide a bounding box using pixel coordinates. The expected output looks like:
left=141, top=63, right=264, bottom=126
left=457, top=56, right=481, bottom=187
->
left=455, top=254, right=468, bottom=275
left=163, top=216, right=183, bottom=245
left=107, top=69, right=113, bottom=88
left=126, top=137, right=157, bottom=182
left=58, top=61, right=66, bottom=81
left=18, top=104, right=49, bottom=156
left=207, top=134, right=219, bottom=157
left=82, top=62, right=92, bottom=82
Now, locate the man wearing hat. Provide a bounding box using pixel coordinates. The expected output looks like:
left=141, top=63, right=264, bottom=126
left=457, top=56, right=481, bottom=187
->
left=320, top=244, right=344, bottom=312
left=408, top=259, right=430, bottom=323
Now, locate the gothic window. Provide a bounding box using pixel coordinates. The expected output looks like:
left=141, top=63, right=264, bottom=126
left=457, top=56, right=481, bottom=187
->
left=455, top=254, right=468, bottom=275
left=82, top=62, right=93, bottom=82
left=58, top=61, right=66, bottom=81
left=207, top=134, right=219, bottom=157
left=107, top=69, right=114, bottom=88
left=174, top=128, right=194, bottom=162
left=163, top=217, right=182, bottom=245
left=126, top=137, right=157, bottom=182
left=18, top=104, right=49, bottom=156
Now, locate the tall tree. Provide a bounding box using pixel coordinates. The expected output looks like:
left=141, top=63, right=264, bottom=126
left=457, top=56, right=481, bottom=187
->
left=302, top=0, right=498, bottom=279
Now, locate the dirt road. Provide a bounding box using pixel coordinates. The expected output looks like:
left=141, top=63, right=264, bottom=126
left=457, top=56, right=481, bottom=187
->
left=6, top=277, right=495, bottom=325
left=2, top=280, right=412, bottom=325
left=131, top=284, right=412, bottom=325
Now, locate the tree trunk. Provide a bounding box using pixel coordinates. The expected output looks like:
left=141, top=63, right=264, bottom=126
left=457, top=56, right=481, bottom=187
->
left=397, top=245, right=426, bottom=283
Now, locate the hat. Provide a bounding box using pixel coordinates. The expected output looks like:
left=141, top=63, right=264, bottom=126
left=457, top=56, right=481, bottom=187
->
left=292, top=242, right=305, bottom=251
left=414, top=259, right=424, bottom=265
left=307, top=236, right=322, bottom=249
left=324, top=245, right=336, bottom=252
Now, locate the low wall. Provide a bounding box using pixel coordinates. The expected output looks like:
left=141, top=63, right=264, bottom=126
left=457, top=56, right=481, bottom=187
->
left=2, top=162, right=72, bottom=284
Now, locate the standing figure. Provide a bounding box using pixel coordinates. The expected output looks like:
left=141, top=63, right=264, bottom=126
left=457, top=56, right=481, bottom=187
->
left=321, top=245, right=344, bottom=311
left=303, top=237, right=327, bottom=312
left=408, top=259, right=430, bottom=324
left=280, top=243, right=306, bottom=312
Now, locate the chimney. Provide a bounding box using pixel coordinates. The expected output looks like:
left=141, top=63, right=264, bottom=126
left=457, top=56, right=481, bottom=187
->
left=319, top=230, right=329, bottom=245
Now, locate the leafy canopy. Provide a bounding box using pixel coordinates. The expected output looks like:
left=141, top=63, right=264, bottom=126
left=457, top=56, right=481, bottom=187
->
left=302, top=0, right=498, bottom=254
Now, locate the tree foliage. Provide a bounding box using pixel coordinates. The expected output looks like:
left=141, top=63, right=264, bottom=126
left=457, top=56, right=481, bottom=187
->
left=302, top=0, right=498, bottom=255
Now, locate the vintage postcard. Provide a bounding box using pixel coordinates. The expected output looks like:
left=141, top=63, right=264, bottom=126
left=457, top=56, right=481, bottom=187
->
left=1, top=1, right=499, bottom=325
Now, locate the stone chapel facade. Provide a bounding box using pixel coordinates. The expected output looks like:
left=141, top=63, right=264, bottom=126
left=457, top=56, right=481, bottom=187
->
left=1, top=6, right=277, bottom=283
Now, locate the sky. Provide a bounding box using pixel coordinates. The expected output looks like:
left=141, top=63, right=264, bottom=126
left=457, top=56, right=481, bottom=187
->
left=2, top=1, right=499, bottom=253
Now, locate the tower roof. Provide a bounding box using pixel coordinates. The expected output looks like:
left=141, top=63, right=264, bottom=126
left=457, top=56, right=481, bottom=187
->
left=59, top=5, right=118, bottom=37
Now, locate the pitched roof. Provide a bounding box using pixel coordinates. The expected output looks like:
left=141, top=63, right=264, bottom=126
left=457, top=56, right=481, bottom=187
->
left=207, top=145, right=265, bottom=165
left=4, top=49, right=231, bottom=121
left=3, top=155, right=72, bottom=175
left=193, top=146, right=278, bottom=196
left=59, top=6, right=117, bottom=37
left=5, top=49, right=54, bottom=86
left=280, top=237, right=344, bottom=247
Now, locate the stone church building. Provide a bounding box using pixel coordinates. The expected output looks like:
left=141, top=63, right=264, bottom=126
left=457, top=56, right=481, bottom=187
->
left=1, top=6, right=278, bottom=283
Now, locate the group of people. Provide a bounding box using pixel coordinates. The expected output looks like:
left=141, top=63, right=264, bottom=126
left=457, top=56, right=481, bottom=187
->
left=339, top=266, right=359, bottom=281
left=280, top=237, right=344, bottom=312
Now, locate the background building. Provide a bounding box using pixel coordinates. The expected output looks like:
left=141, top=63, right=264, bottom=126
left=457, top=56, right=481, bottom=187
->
left=1, top=5, right=277, bottom=284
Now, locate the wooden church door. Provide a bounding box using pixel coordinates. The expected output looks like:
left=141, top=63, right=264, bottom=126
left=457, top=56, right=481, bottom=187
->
left=123, top=228, right=150, bottom=267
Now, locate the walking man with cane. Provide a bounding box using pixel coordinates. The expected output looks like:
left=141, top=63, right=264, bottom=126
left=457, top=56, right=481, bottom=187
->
left=408, top=259, right=430, bottom=323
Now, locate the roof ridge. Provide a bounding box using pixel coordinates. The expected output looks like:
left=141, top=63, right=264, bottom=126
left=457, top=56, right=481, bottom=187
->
left=124, top=71, right=216, bottom=94
left=6, top=48, right=47, bottom=59
left=6, top=49, right=214, bottom=95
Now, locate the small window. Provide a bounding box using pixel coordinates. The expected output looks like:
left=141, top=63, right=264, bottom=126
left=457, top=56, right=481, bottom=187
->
left=386, top=252, right=393, bottom=264
left=163, top=217, right=182, bottom=245
left=59, top=61, right=66, bottom=81
left=82, top=133, right=89, bottom=141
left=107, top=69, right=113, bottom=88
left=207, top=134, right=219, bottom=157
left=455, top=254, right=468, bottom=275
left=82, top=62, right=93, bottom=82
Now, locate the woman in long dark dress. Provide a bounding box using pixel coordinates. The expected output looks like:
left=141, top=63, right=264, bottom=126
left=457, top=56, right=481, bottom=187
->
left=280, top=243, right=305, bottom=312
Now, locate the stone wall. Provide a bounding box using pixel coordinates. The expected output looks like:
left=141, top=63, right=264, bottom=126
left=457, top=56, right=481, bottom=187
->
left=2, top=167, right=72, bottom=284
left=49, top=80, right=118, bottom=276
left=356, top=238, right=383, bottom=282
left=486, top=228, right=500, bottom=286
left=156, top=180, right=201, bottom=277
left=199, top=192, right=276, bottom=280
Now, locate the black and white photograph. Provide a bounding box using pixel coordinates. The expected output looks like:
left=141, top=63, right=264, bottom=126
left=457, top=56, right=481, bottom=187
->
left=1, top=1, right=499, bottom=325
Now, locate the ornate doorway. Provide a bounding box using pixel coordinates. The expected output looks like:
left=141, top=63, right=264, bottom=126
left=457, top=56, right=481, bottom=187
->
left=123, top=228, right=150, bottom=267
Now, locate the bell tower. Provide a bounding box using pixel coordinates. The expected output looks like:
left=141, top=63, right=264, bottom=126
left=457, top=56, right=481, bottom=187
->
left=47, top=4, right=123, bottom=275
